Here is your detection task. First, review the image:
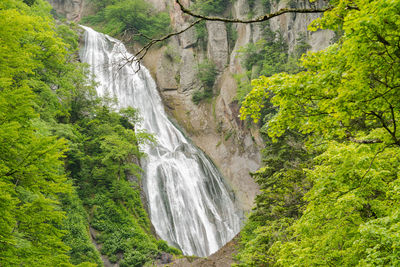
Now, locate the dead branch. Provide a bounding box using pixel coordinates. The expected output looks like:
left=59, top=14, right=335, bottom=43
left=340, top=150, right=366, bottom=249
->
left=123, top=0, right=332, bottom=69
left=176, top=0, right=331, bottom=23
left=122, top=18, right=203, bottom=71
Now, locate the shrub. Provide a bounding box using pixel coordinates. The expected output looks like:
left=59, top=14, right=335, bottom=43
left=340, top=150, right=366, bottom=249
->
left=197, top=60, right=217, bottom=89
left=192, top=60, right=218, bottom=104
left=194, top=21, right=207, bottom=49
left=192, top=88, right=213, bottom=104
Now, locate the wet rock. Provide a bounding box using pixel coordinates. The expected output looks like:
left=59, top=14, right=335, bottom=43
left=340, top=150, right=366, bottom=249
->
left=158, top=252, right=173, bottom=264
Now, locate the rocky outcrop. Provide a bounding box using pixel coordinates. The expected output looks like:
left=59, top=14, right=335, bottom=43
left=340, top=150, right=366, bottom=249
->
left=269, top=0, right=334, bottom=52
left=158, top=235, right=240, bottom=266
left=206, top=21, right=228, bottom=70
left=48, top=0, right=83, bottom=21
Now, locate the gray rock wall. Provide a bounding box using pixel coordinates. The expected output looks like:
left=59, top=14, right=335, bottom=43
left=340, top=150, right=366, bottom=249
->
left=143, top=0, right=333, bottom=213
left=48, top=0, right=83, bottom=21
left=269, top=0, right=334, bottom=52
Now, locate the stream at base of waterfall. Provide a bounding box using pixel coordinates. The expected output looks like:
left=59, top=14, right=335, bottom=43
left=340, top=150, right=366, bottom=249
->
left=80, top=26, right=242, bottom=257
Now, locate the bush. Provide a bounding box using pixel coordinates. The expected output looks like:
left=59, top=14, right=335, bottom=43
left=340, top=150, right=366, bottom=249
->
left=197, top=60, right=218, bottom=89
left=192, top=88, right=213, bottom=104
left=192, top=60, right=217, bottom=104
left=233, top=73, right=252, bottom=103
left=194, top=20, right=207, bottom=48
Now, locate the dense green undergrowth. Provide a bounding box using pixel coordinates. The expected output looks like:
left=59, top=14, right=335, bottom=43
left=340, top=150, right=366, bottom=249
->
left=0, top=0, right=180, bottom=265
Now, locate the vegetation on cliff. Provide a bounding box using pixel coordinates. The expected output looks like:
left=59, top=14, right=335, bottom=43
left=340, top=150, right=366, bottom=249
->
left=83, top=0, right=170, bottom=44
left=192, top=59, right=218, bottom=104
left=236, top=0, right=400, bottom=265
left=0, top=0, right=179, bottom=266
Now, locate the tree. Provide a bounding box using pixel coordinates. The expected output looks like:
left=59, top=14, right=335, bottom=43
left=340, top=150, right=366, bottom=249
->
left=238, top=0, right=400, bottom=265
left=1, top=0, right=179, bottom=266
left=0, top=1, right=76, bottom=264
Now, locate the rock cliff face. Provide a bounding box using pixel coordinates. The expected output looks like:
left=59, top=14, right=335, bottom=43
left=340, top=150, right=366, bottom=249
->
left=48, top=0, right=82, bottom=20
left=48, top=0, right=333, bottom=213
left=142, top=0, right=333, bottom=213
left=268, top=0, right=334, bottom=52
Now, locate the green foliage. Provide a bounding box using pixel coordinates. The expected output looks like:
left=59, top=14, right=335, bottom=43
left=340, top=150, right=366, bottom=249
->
left=237, top=25, right=288, bottom=78
left=272, top=143, right=400, bottom=266
left=235, top=23, right=309, bottom=106
left=61, top=190, right=103, bottom=265
left=233, top=73, right=252, bottom=103
left=238, top=0, right=400, bottom=266
left=227, top=22, right=238, bottom=52
left=192, top=60, right=218, bottom=104
left=83, top=0, right=170, bottom=44
left=192, top=89, right=213, bottom=105
left=235, top=130, right=313, bottom=266
left=261, top=0, right=271, bottom=13
left=62, top=99, right=181, bottom=266
left=90, top=182, right=156, bottom=263
left=0, top=1, right=179, bottom=266
left=284, top=33, right=311, bottom=74
left=0, top=1, right=77, bottom=265
left=192, top=0, right=231, bottom=15
left=197, top=60, right=218, bottom=89
left=236, top=23, right=309, bottom=80
left=194, top=20, right=208, bottom=49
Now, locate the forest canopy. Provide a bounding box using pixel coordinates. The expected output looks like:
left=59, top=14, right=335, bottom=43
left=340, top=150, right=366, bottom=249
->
left=236, top=0, right=400, bottom=266
left=0, top=0, right=179, bottom=265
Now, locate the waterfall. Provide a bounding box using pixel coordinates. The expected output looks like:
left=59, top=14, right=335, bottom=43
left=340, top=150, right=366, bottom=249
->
left=79, top=26, right=242, bottom=257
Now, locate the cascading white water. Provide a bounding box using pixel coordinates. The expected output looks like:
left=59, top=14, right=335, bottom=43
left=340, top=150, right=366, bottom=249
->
left=80, top=26, right=242, bottom=257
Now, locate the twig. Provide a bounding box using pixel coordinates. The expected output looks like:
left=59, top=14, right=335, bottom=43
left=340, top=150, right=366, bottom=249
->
left=360, top=144, right=391, bottom=185
left=119, top=18, right=204, bottom=72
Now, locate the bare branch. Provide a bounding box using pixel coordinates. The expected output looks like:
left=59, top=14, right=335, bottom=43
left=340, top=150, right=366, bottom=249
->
left=368, top=111, right=400, bottom=146
left=120, top=18, right=204, bottom=72
left=176, top=0, right=332, bottom=24
left=121, top=0, right=333, bottom=67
